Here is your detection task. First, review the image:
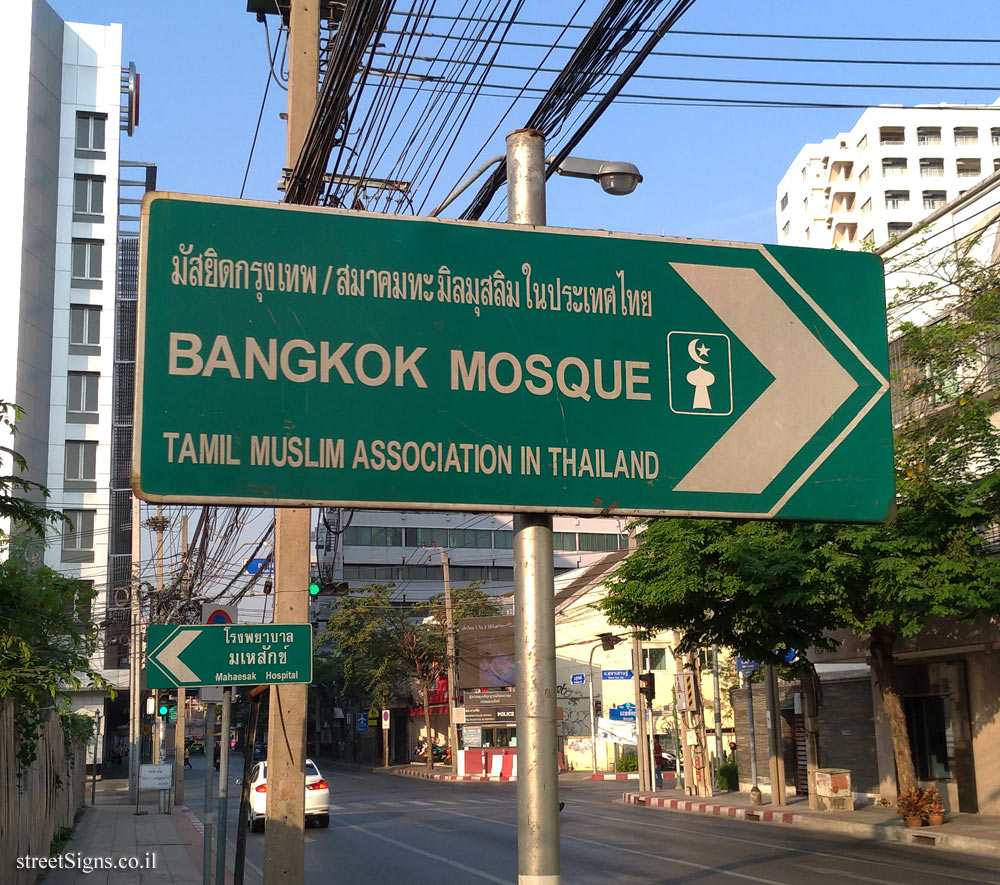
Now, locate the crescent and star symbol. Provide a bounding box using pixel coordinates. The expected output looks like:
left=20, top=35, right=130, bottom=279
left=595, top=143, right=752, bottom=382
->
left=687, top=338, right=711, bottom=364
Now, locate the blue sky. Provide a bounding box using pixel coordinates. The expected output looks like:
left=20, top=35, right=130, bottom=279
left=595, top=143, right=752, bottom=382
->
left=50, top=1, right=1000, bottom=245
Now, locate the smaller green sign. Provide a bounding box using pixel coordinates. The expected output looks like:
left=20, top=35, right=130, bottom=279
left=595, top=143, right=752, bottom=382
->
left=168, top=705, right=178, bottom=723
left=146, top=624, right=313, bottom=688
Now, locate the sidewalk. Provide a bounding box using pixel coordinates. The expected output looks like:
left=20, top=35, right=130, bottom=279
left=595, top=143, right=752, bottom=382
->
left=42, top=785, right=203, bottom=884
left=623, top=785, right=1000, bottom=859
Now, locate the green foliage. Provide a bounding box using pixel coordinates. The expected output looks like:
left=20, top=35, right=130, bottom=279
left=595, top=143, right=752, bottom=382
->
left=716, top=760, right=738, bottom=791
left=316, top=584, right=443, bottom=709
left=0, top=553, right=108, bottom=770
left=616, top=750, right=638, bottom=772
left=60, top=711, right=96, bottom=765
left=427, top=584, right=502, bottom=622
left=0, top=400, right=68, bottom=549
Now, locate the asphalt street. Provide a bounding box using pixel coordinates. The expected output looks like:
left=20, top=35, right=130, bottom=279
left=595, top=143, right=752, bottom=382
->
left=180, top=757, right=1000, bottom=884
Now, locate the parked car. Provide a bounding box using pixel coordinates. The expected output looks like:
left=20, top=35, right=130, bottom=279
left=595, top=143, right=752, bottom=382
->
left=252, top=741, right=267, bottom=761
left=187, top=739, right=205, bottom=756
left=244, top=759, right=329, bottom=832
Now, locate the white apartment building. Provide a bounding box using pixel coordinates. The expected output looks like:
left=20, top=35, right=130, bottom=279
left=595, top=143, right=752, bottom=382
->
left=776, top=101, right=1000, bottom=250
left=5, top=0, right=141, bottom=760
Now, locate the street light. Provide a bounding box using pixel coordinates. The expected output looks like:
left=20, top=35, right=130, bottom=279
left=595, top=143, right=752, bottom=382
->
left=429, top=154, right=643, bottom=218
left=588, top=632, right=625, bottom=772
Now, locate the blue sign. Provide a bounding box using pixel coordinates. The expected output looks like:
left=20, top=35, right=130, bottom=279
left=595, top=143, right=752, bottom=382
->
left=245, top=558, right=274, bottom=575
left=736, top=657, right=759, bottom=673
left=602, top=669, right=634, bottom=681
left=779, top=648, right=798, bottom=664
left=610, top=702, right=637, bottom=722
left=571, top=674, right=586, bottom=685
left=355, top=713, right=368, bottom=733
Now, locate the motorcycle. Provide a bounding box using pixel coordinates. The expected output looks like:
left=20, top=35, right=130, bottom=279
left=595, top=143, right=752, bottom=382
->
left=411, top=740, right=450, bottom=763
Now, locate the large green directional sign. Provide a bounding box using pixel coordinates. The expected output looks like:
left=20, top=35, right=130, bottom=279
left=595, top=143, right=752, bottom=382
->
left=145, top=624, right=312, bottom=688
left=134, top=193, right=893, bottom=522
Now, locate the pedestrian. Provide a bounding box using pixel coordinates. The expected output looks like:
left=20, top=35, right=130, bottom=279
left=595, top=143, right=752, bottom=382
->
left=184, top=745, right=192, bottom=769
left=653, top=736, right=665, bottom=788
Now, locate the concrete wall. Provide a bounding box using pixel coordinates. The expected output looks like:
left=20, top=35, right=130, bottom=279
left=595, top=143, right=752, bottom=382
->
left=815, top=676, right=881, bottom=795
left=965, top=650, right=1000, bottom=814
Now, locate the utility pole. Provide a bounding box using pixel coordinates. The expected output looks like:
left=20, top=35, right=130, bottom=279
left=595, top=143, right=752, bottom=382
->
left=202, top=703, right=215, bottom=885
left=128, top=494, right=142, bottom=803
left=508, top=128, right=561, bottom=885
left=802, top=667, right=821, bottom=810
left=632, top=636, right=650, bottom=793
left=264, top=2, right=318, bottom=882
left=745, top=669, right=762, bottom=805
left=441, top=550, right=459, bottom=767
left=174, top=514, right=189, bottom=806
left=152, top=505, right=168, bottom=813
left=712, top=645, right=724, bottom=764
left=764, top=664, right=787, bottom=806
left=215, top=687, right=232, bottom=885
left=91, top=711, right=101, bottom=805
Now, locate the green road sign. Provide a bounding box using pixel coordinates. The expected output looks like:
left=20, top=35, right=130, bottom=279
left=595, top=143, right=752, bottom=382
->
left=145, top=624, right=313, bottom=688
left=134, top=193, right=893, bottom=522
left=168, top=705, right=178, bottom=723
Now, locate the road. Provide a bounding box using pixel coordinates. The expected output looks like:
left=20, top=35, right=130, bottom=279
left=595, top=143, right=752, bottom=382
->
left=179, top=757, right=1000, bottom=884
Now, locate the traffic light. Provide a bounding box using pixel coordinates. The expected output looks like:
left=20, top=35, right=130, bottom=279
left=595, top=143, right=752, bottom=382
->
left=638, top=672, right=655, bottom=706
left=594, top=700, right=602, bottom=717
left=310, top=580, right=349, bottom=597
left=157, top=692, right=171, bottom=718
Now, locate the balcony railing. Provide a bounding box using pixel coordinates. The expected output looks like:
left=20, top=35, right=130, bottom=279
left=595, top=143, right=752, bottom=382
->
left=955, top=136, right=978, bottom=145
left=917, top=136, right=941, bottom=146
left=885, top=199, right=909, bottom=210
left=923, top=199, right=945, bottom=210
left=920, top=167, right=945, bottom=177
left=882, top=167, right=908, bottom=177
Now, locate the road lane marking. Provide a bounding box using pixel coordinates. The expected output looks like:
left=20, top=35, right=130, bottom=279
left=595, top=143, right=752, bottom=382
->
left=799, top=864, right=909, bottom=884
left=563, top=807, right=1000, bottom=885
left=334, top=821, right=512, bottom=884
left=435, top=807, right=791, bottom=884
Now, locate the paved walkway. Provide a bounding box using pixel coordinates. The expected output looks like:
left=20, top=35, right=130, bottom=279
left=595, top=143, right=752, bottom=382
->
left=624, top=785, right=1000, bottom=859
left=42, top=779, right=202, bottom=885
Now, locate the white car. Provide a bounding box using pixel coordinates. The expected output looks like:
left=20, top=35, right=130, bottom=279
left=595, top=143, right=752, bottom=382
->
left=246, top=759, right=330, bottom=831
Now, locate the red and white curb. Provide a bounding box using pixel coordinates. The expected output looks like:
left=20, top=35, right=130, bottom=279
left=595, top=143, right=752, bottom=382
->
left=624, top=793, right=796, bottom=823
left=394, top=768, right=516, bottom=783
left=181, top=806, right=206, bottom=836
left=592, top=773, right=639, bottom=780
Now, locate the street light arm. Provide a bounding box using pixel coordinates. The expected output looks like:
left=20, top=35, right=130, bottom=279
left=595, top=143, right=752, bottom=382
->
left=429, top=155, right=505, bottom=218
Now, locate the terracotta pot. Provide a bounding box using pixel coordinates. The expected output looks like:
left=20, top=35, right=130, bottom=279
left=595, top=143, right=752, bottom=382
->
left=904, top=816, right=924, bottom=828
left=927, top=813, right=944, bottom=826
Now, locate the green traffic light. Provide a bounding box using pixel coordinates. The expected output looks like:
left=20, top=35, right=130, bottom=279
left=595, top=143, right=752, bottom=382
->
left=309, top=582, right=320, bottom=596
left=158, top=703, right=169, bottom=716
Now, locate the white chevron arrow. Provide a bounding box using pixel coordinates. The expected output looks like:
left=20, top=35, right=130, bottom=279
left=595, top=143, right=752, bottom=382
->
left=155, top=629, right=200, bottom=684
left=670, top=262, right=858, bottom=496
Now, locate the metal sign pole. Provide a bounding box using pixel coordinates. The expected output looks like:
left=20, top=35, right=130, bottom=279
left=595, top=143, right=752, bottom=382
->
left=508, top=127, right=560, bottom=885
left=202, top=703, right=215, bottom=885
left=215, top=687, right=232, bottom=885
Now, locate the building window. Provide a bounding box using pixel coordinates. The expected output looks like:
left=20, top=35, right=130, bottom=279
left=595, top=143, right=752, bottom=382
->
left=344, top=525, right=402, bottom=547
left=861, top=198, right=872, bottom=216
left=493, top=529, right=513, bottom=549
left=448, top=529, right=493, bottom=549
left=62, top=509, right=96, bottom=562
left=858, top=165, right=870, bottom=184
left=857, top=134, right=868, bottom=151
left=578, top=532, right=619, bottom=552
left=992, top=128, right=1000, bottom=147
left=879, top=126, right=905, bottom=146
left=782, top=220, right=790, bottom=237
left=642, top=647, right=669, bottom=671
left=75, top=112, right=106, bottom=158
left=802, top=196, right=808, bottom=211
left=954, top=126, right=978, bottom=146
left=73, top=175, right=105, bottom=222
left=552, top=531, right=577, bottom=550
left=995, top=159, right=1000, bottom=173
left=917, top=127, right=941, bottom=146
left=956, top=158, right=981, bottom=178
left=904, top=695, right=953, bottom=781
left=804, top=226, right=810, bottom=241
left=71, top=239, right=103, bottom=288
left=779, top=192, right=788, bottom=211
left=882, top=158, right=907, bottom=177
left=920, top=158, right=945, bottom=178
left=65, top=441, right=98, bottom=491
left=887, top=221, right=912, bottom=238
left=69, top=305, right=101, bottom=354
left=884, top=190, right=909, bottom=210
left=67, top=372, right=99, bottom=423
left=922, top=190, right=947, bottom=211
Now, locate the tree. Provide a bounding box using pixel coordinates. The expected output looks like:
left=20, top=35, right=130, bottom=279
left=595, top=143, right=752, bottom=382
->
left=0, top=400, right=67, bottom=548
left=601, top=237, right=1000, bottom=793
left=0, top=553, right=107, bottom=769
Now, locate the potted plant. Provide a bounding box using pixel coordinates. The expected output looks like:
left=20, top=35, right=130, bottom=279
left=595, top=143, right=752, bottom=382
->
left=924, top=786, right=946, bottom=826
left=897, top=786, right=926, bottom=827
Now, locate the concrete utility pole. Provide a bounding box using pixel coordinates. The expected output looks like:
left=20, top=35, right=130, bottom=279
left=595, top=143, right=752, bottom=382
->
left=215, top=687, right=232, bottom=885
left=153, top=505, right=168, bottom=813
left=441, top=550, right=459, bottom=766
left=264, top=2, right=318, bottom=882
left=745, top=670, right=762, bottom=805
left=91, top=712, right=101, bottom=805
left=764, top=664, right=787, bottom=806
left=508, top=127, right=561, bottom=885
left=802, top=668, right=821, bottom=810
left=632, top=636, right=650, bottom=793
left=174, top=514, right=189, bottom=806
left=128, top=496, right=142, bottom=803
left=712, top=645, right=724, bottom=764
left=202, top=703, right=215, bottom=885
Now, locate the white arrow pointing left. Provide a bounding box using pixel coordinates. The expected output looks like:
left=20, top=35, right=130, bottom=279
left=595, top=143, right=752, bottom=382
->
left=156, top=629, right=200, bottom=684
